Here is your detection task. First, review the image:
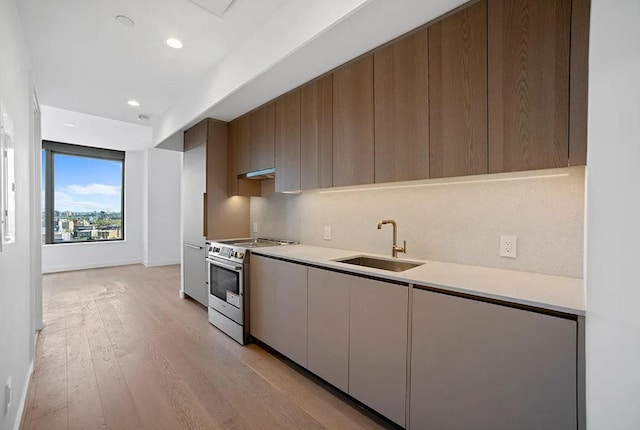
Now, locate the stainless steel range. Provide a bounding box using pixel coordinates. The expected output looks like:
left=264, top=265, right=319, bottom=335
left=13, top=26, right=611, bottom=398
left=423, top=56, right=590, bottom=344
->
left=206, top=237, right=297, bottom=344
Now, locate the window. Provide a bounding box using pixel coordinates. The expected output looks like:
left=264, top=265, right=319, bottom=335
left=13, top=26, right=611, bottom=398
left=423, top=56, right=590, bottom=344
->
left=42, top=141, right=125, bottom=244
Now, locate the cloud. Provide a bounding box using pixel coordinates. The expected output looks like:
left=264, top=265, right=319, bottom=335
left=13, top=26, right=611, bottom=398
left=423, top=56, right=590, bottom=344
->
left=54, top=191, right=119, bottom=212
left=65, top=183, right=121, bottom=196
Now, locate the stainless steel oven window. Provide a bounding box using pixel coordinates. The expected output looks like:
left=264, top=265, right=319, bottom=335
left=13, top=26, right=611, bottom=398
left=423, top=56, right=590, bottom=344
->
left=208, top=262, right=241, bottom=308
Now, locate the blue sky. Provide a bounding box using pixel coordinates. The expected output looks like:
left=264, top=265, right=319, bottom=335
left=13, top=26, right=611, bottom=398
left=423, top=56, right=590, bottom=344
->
left=42, top=152, right=123, bottom=213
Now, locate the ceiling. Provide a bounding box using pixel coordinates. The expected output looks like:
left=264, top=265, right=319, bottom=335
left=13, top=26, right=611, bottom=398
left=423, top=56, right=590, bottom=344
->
left=19, top=0, right=465, bottom=151
left=18, top=0, right=288, bottom=126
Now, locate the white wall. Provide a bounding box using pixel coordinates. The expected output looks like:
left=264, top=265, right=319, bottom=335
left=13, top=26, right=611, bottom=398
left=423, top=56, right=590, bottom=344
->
left=143, top=148, right=181, bottom=267
left=252, top=167, right=585, bottom=278
left=0, top=0, right=37, bottom=429
left=41, top=150, right=145, bottom=273
left=40, top=107, right=181, bottom=273
left=585, top=0, right=640, bottom=427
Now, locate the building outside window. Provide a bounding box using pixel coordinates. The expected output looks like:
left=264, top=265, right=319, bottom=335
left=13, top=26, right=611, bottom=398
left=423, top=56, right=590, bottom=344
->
left=41, top=141, right=125, bottom=244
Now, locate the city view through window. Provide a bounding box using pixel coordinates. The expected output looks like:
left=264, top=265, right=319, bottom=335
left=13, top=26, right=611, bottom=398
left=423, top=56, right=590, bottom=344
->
left=41, top=144, right=124, bottom=244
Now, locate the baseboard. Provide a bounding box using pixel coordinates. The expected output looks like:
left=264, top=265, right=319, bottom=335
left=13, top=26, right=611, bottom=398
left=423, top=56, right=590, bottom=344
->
left=142, top=259, right=181, bottom=268
left=42, top=259, right=142, bottom=274
left=14, top=359, right=34, bottom=430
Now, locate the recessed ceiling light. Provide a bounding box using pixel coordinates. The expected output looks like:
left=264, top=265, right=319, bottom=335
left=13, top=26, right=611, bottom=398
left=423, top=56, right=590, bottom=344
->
left=166, top=38, right=183, bottom=49
left=127, top=100, right=140, bottom=107
left=115, top=15, right=135, bottom=27
left=63, top=123, right=75, bottom=127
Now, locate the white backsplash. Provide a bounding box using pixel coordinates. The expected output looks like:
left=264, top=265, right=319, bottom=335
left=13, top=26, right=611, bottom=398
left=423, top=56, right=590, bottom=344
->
left=250, top=166, right=585, bottom=278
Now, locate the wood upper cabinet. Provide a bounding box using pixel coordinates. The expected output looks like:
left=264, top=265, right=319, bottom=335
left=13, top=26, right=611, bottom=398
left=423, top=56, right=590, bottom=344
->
left=410, top=287, right=577, bottom=429
left=275, top=90, right=301, bottom=192
left=228, top=119, right=261, bottom=197
left=569, top=0, right=590, bottom=166
left=332, top=55, right=375, bottom=187
left=374, top=28, right=430, bottom=183
left=488, top=0, right=571, bottom=173
left=184, top=119, right=250, bottom=241
left=252, top=101, right=276, bottom=171
left=301, top=75, right=333, bottom=190
left=307, top=268, right=349, bottom=392
left=349, top=276, right=408, bottom=427
left=236, top=102, right=276, bottom=174
left=429, top=0, right=488, bottom=178
left=206, top=120, right=240, bottom=239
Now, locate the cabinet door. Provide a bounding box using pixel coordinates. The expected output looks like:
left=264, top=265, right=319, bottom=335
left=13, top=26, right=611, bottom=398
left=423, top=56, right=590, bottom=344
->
left=349, top=277, right=407, bottom=427
left=568, top=0, right=590, bottom=166
left=274, top=260, right=307, bottom=366
left=374, top=28, right=429, bottom=183
left=429, top=1, right=488, bottom=178
left=411, top=288, right=577, bottom=430
left=251, top=102, right=276, bottom=172
left=301, top=75, right=333, bottom=190
left=228, top=119, right=261, bottom=197
left=333, top=55, right=374, bottom=187
left=488, top=0, right=571, bottom=172
left=237, top=115, right=252, bottom=174
left=307, top=268, right=349, bottom=392
left=275, top=90, right=301, bottom=192
left=249, top=255, right=276, bottom=345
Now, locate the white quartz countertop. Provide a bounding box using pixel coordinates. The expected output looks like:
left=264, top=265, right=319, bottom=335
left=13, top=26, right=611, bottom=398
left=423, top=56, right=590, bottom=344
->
left=250, top=244, right=585, bottom=316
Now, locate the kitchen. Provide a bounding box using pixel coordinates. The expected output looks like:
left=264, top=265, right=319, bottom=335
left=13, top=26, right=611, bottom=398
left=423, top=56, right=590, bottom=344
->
left=1, top=3, right=633, bottom=428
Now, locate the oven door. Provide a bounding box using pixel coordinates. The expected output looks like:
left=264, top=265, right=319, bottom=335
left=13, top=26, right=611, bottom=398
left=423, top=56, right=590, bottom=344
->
left=206, top=256, right=244, bottom=325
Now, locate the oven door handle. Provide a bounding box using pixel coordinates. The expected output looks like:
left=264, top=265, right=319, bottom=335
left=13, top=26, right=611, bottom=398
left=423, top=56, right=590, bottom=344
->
left=206, top=258, right=242, bottom=272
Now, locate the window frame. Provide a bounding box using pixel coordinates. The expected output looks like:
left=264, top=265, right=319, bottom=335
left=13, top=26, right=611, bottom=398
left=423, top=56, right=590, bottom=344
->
left=42, top=140, right=125, bottom=244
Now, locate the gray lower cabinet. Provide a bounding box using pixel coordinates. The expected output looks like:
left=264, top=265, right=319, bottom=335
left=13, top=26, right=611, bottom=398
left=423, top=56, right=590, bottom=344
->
left=249, top=255, right=276, bottom=345
left=274, top=260, right=308, bottom=366
left=307, top=268, right=350, bottom=392
left=250, top=255, right=308, bottom=366
left=410, top=287, right=577, bottom=430
left=349, top=276, right=408, bottom=427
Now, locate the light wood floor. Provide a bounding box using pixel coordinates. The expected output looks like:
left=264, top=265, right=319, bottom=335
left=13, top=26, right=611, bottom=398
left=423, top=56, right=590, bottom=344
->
left=21, top=264, right=387, bottom=430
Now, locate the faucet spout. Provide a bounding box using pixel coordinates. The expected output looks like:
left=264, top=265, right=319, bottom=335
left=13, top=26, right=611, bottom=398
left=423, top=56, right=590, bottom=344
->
left=376, top=219, right=406, bottom=258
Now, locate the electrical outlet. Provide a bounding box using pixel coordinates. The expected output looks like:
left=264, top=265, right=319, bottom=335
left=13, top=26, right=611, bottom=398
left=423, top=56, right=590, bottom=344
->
left=323, top=226, right=332, bottom=240
left=4, top=376, right=11, bottom=415
left=500, top=235, right=517, bottom=258
left=252, top=222, right=258, bottom=233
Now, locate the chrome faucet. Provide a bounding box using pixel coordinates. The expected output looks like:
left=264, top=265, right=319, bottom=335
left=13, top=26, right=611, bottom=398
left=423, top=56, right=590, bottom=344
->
left=377, top=219, right=406, bottom=258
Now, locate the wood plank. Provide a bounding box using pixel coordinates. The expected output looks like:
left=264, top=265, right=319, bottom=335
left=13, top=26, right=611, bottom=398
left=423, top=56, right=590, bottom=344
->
left=488, top=0, right=571, bottom=172
left=374, top=28, right=430, bottom=183
left=27, top=407, right=67, bottom=430
left=569, top=0, right=590, bottom=166
left=333, top=55, right=375, bottom=186
left=67, top=359, right=106, bottom=430
left=300, top=75, right=333, bottom=190
left=275, top=89, right=302, bottom=192
left=429, top=1, right=488, bottom=178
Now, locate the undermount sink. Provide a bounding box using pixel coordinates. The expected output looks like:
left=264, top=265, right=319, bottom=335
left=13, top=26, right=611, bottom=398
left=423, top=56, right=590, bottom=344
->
left=334, top=255, right=424, bottom=272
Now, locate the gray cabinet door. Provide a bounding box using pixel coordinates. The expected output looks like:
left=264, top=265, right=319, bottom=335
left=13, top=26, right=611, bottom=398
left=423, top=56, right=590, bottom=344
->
left=274, top=260, right=308, bottom=366
left=349, top=277, right=408, bottom=427
left=182, top=141, right=206, bottom=305
left=183, top=244, right=206, bottom=306
left=307, top=268, right=350, bottom=392
left=249, top=255, right=276, bottom=345
left=410, top=288, right=577, bottom=430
